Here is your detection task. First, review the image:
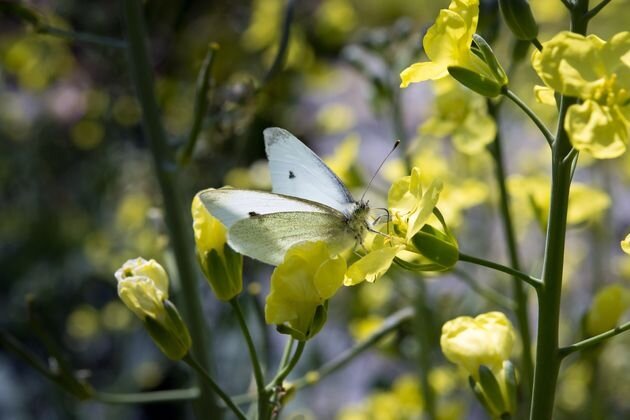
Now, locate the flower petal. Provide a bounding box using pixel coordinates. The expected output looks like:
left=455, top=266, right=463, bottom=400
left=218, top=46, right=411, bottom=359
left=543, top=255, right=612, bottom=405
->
left=344, top=245, right=404, bottom=286
left=400, top=62, right=449, bottom=87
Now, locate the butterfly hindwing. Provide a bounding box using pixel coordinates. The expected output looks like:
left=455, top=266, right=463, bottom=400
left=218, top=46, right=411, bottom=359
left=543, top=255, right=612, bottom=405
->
left=229, top=211, right=355, bottom=265
left=264, top=127, right=356, bottom=215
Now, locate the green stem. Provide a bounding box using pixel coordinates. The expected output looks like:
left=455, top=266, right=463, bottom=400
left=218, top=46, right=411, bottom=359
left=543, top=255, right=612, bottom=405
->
left=453, top=269, right=515, bottom=310
left=458, top=253, right=542, bottom=289
left=177, top=43, right=219, bottom=166
left=263, top=0, right=296, bottom=83
left=230, top=298, right=268, bottom=418
left=94, top=388, right=200, bottom=404
left=531, top=38, right=543, bottom=52
left=267, top=341, right=306, bottom=391
left=292, top=307, right=414, bottom=389
left=583, top=0, right=612, bottom=21
left=503, top=88, right=554, bottom=147
left=278, top=337, right=295, bottom=372
left=487, top=101, right=534, bottom=399
left=37, top=25, right=127, bottom=49
left=559, top=321, right=630, bottom=358
left=122, top=0, right=218, bottom=415
left=530, top=3, right=589, bottom=418
left=183, top=355, right=247, bottom=420
left=414, top=281, right=437, bottom=420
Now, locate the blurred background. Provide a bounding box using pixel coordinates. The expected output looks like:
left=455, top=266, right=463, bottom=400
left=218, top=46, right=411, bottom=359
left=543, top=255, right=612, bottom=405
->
left=1, top=0, right=629, bottom=419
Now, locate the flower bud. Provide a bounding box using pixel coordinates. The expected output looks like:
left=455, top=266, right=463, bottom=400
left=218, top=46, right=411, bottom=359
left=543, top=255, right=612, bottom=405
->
left=499, top=0, right=539, bottom=41
left=115, top=258, right=192, bottom=360
left=440, top=312, right=515, bottom=380
left=410, top=222, right=458, bottom=271
left=447, top=66, right=503, bottom=98
left=192, top=194, right=243, bottom=301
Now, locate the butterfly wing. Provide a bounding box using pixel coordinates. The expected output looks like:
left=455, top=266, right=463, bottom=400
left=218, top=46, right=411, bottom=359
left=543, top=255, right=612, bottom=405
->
left=229, top=212, right=355, bottom=265
left=198, top=188, right=332, bottom=228
left=264, top=127, right=356, bottom=215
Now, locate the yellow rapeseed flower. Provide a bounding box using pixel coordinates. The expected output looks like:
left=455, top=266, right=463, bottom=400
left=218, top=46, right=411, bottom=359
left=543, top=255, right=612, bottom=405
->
left=421, top=77, right=497, bottom=154
left=265, top=241, right=346, bottom=340
left=532, top=31, right=630, bottom=158
left=192, top=194, right=243, bottom=301
left=115, top=258, right=192, bottom=359
left=400, top=0, right=500, bottom=88
left=621, top=233, right=630, bottom=255
left=440, top=312, right=515, bottom=379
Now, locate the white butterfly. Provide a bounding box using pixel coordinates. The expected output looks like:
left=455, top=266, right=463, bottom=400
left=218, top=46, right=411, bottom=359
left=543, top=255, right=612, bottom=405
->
left=198, top=127, right=370, bottom=265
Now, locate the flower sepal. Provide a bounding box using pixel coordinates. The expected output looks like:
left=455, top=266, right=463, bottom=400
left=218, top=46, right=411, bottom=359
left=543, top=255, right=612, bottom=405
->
left=143, top=300, right=192, bottom=360
left=468, top=363, right=516, bottom=419
left=410, top=224, right=459, bottom=270
left=447, top=66, right=504, bottom=97
left=472, top=34, right=509, bottom=86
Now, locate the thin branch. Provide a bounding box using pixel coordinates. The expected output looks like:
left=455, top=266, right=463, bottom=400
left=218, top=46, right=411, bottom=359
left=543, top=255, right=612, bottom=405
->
left=531, top=38, right=543, bottom=51
left=559, top=321, right=630, bottom=358
left=502, top=88, right=555, bottom=147
left=291, top=307, right=414, bottom=390
left=183, top=355, right=247, bottom=420
left=458, top=252, right=543, bottom=289
left=266, top=340, right=305, bottom=391
left=94, top=388, right=200, bottom=404
left=453, top=269, right=516, bottom=310
left=177, top=43, right=219, bottom=166
left=584, top=0, right=613, bottom=21
left=37, top=25, right=127, bottom=49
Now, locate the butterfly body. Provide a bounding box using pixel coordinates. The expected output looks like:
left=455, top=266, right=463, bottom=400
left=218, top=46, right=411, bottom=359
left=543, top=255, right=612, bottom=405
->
left=199, top=128, right=370, bottom=265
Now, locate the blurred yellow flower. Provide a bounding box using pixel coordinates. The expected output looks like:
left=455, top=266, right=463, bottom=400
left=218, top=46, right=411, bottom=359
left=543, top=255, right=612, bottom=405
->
left=585, top=284, right=630, bottom=336
left=532, top=31, right=630, bottom=158
left=421, top=78, right=496, bottom=154
left=265, top=241, right=346, bottom=340
left=400, top=0, right=500, bottom=88
left=191, top=194, right=243, bottom=301
left=440, top=312, right=515, bottom=379
left=66, top=305, right=100, bottom=340
left=323, top=133, right=362, bottom=188
left=508, top=175, right=611, bottom=227
left=621, top=233, right=630, bottom=255
left=115, top=258, right=191, bottom=359
left=317, top=103, right=356, bottom=134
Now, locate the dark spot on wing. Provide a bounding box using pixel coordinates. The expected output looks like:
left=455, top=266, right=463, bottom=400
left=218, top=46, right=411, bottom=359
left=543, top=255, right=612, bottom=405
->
left=289, top=170, right=296, bottom=179
left=248, top=211, right=260, bottom=217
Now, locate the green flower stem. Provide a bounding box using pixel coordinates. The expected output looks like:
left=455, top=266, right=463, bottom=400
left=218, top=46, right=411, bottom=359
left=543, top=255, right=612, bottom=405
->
left=266, top=340, right=306, bottom=391
left=559, top=321, right=630, bottom=358
left=122, top=0, right=218, bottom=415
left=530, top=2, right=589, bottom=418
left=583, top=0, right=612, bottom=22
left=94, top=388, right=200, bottom=404
left=230, top=298, right=268, bottom=418
left=278, top=337, right=296, bottom=371
left=453, top=269, right=516, bottom=310
left=487, top=101, right=534, bottom=398
left=292, top=307, right=415, bottom=390
left=263, top=0, right=296, bottom=83
left=177, top=43, right=219, bottom=166
left=502, top=88, right=554, bottom=147
left=531, top=38, right=543, bottom=52
left=183, top=355, right=247, bottom=420
left=36, top=25, right=127, bottom=49
left=458, top=253, right=542, bottom=289
left=414, top=281, right=437, bottom=420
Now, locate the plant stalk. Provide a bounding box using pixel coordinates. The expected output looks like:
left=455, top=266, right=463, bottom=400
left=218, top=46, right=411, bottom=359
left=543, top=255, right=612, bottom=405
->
left=122, top=0, right=218, bottom=415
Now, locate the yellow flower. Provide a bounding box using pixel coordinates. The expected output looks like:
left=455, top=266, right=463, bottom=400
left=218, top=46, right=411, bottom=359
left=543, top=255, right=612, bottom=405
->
left=532, top=31, right=630, bottom=158
left=585, top=284, right=630, bottom=336
left=115, top=258, right=191, bottom=359
left=440, top=312, right=515, bottom=379
left=421, top=78, right=496, bottom=154
left=323, top=133, right=362, bottom=188
left=344, top=244, right=405, bottom=286
left=400, top=0, right=501, bottom=88
left=388, top=167, right=443, bottom=241
left=622, top=233, right=630, bottom=255
left=265, top=241, right=346, bottom=340
left=192, top=194, right=243, bottom=301
left=508, top=175, right=611, bottom=227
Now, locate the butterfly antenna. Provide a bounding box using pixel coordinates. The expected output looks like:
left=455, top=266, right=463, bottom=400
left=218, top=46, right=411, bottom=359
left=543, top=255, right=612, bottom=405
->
left=360, top=139, right=401, bottom=202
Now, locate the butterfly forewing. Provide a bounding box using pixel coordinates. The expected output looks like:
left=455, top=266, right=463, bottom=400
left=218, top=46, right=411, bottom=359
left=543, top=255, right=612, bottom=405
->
left=264, top=127, right=356, bottom=215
